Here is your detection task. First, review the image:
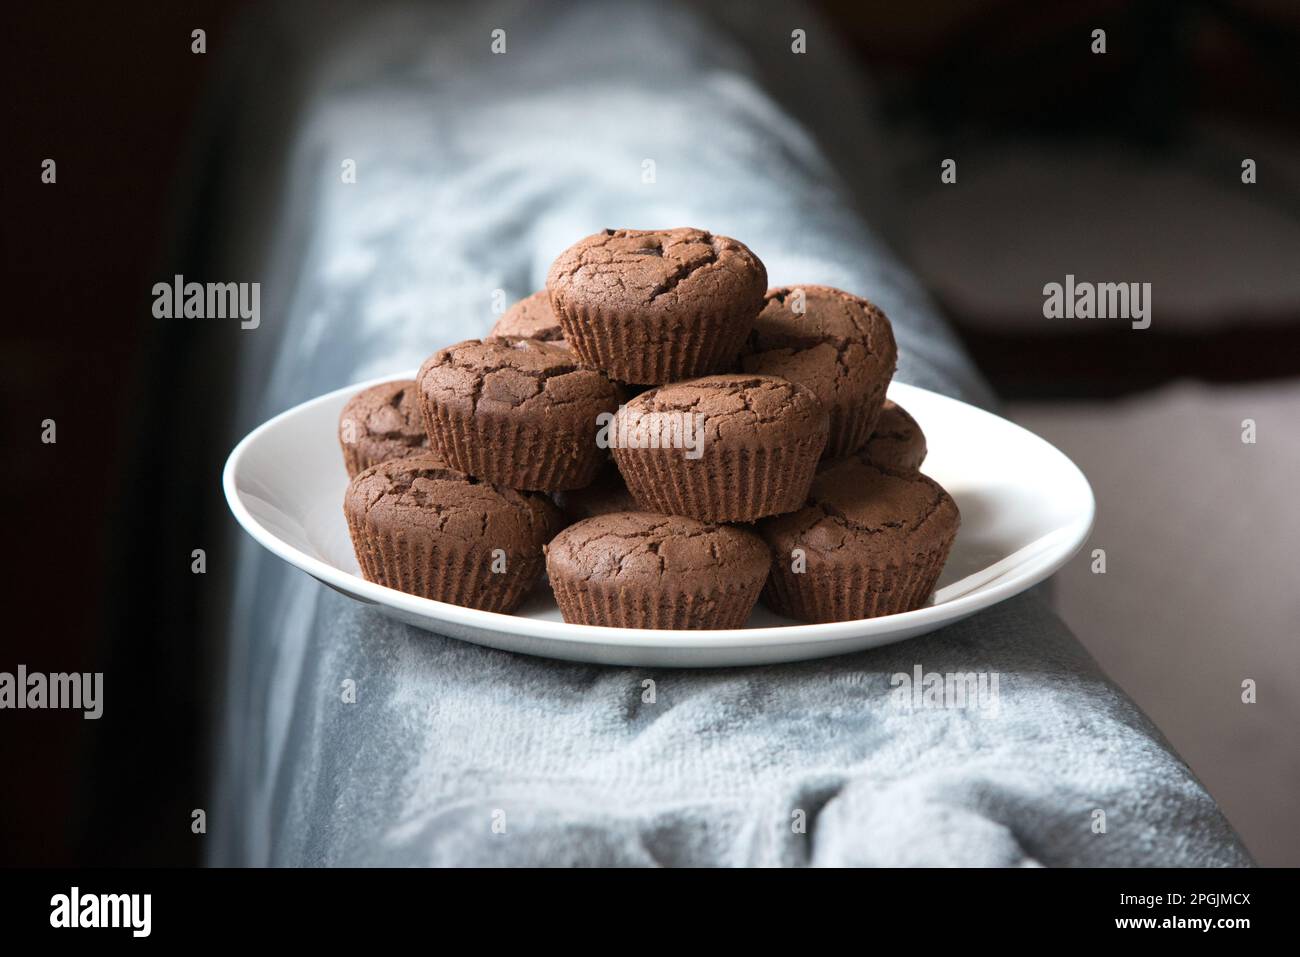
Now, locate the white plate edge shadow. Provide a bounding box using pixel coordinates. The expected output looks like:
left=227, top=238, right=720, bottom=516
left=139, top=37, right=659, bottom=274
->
left=223, top=375, right=1095, bottom=666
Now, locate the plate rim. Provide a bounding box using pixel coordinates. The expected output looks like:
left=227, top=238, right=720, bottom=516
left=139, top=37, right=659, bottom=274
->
left=222, top=374, right=1095, bottom=650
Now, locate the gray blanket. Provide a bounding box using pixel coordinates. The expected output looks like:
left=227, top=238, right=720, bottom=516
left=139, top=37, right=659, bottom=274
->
left=211, top=0, right=1249, bottom=866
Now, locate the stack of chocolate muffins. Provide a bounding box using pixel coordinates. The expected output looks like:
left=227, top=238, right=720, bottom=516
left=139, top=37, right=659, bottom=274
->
left=341, top=227, right=959, bottom=629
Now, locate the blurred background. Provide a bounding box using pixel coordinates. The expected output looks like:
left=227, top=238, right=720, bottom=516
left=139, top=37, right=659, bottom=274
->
left=3, top=0, right=1297, bottom=866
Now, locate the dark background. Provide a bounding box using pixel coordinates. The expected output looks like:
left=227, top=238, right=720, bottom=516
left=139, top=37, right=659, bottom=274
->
left=2, top=0, right=1297, bottom=866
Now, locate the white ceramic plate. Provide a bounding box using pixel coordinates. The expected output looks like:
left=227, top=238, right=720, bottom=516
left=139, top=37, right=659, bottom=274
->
left=224, top=374, right=1094, bottom=667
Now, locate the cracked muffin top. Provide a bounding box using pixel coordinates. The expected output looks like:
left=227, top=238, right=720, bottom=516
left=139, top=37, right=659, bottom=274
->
left=545, top=228, right=766, bottom=318
left=417, top=337, right=619, bottom=418
left=616, top=374, right=828, bottom=449
left=740, top=285, right=896, bottom=409
left=338, top=379, right=434, bottom=477
left=545, top=511, right=768, bottom=589
left=344, top=453, right=558, bottom=548
left=857, top=400, right=927, bottom=474
left=759, top=458, right=959, bottom=563
left=488, top=291, right=566, bottom=343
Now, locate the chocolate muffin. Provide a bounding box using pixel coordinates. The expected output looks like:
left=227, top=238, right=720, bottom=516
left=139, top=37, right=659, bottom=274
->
left=740, top=286, right=897, bottom=458
left=488, top=291, right=566, bottom=345
left=758, top=458, right=959, bottom=623
left=546, top=511, right=769, bottom=629
left=546, top=227, right=767, bottom=384
left=611, top=374, right=829, bottom=522
left=344, top=453, right=560, bottom=612
left=858, top=400, right=927, bottom=474
left=338, top=379, right=434, bottom=478
left=551, top=464, right=639, bottom=525
left=417, top=337, right=620, bottom=491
